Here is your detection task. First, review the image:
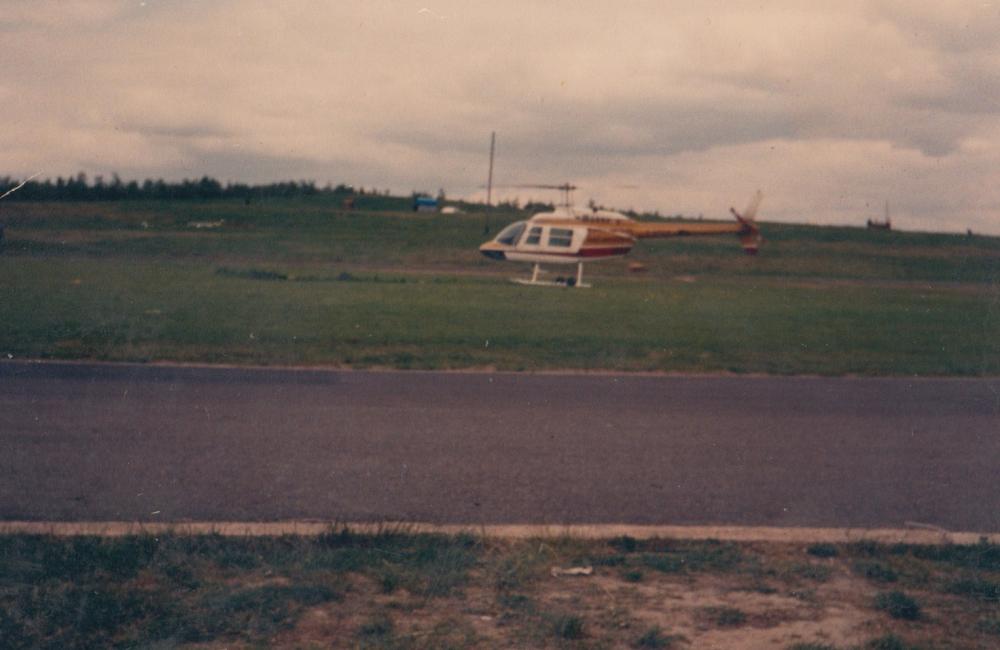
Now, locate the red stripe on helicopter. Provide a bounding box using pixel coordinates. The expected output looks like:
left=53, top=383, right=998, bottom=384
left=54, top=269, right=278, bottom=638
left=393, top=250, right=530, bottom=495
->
left=578, top=246, right=632, bottom=257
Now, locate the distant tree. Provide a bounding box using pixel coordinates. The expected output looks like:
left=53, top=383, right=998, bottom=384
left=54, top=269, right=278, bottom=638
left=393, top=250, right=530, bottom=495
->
left=0, top=174, right=419, bottom=204
left=523, top=201, right=554, bottom=212
left=197, top=176, right=222, bottom=199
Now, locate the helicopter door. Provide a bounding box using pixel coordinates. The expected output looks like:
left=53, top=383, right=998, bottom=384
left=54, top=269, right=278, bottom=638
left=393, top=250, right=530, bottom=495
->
left=522, top=225, right=544, bottom=247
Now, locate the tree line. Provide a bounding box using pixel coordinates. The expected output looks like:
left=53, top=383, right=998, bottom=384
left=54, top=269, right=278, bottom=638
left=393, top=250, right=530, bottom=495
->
left=0, top=174, right=392, bottom=202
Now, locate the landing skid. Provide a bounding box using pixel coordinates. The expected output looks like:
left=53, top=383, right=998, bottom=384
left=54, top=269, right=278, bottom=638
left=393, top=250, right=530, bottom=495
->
left=511, top=262, right=591, bottom=288
left=510, top=278, right=592, bottom=288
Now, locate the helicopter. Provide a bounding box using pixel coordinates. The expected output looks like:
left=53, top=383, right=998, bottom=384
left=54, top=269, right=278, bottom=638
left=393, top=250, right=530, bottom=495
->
left=478, top=184, right=763, bottom=287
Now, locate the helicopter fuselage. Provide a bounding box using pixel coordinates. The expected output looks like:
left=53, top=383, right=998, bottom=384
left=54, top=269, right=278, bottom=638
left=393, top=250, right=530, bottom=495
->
left=478, top=209, right=638, bottom=264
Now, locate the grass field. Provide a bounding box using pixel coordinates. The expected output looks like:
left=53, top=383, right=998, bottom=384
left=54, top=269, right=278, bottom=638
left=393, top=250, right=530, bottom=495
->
left=2, top=529, right=998, bottom=648
left=0, top=199, right=997, bottom=375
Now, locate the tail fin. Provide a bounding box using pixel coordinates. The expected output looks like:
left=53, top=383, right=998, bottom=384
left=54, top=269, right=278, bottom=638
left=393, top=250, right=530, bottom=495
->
left=730, top=190, right=763, bottom=255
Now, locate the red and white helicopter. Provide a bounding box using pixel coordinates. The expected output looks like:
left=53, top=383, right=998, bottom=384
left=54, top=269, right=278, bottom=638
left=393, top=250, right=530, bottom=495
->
left=479, top=184, right=763, bottom=287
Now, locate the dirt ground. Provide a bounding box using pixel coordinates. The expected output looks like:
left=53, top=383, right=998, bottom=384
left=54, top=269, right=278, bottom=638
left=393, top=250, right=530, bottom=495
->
left=267, top=540, right=996, bottom=649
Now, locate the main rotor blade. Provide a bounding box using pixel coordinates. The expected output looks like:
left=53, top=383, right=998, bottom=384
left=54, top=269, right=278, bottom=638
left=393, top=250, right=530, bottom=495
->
left=477, top=183, right=574, bottom=190
left=507, top=183, right=577, bottom=191
left=742, top=190, right=763, bottom=221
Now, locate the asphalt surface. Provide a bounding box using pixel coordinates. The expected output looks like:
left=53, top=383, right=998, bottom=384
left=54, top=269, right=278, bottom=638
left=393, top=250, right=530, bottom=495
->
left=1, top=361, right=997, bottom=531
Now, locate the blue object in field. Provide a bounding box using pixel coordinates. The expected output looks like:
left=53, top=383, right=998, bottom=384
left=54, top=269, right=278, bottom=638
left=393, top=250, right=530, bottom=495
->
left=413, top=196, right=438, bottom=211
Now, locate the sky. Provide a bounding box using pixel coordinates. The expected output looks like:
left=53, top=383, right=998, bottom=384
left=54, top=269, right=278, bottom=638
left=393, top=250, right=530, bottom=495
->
left=4, top=1, right=1000, bottom=234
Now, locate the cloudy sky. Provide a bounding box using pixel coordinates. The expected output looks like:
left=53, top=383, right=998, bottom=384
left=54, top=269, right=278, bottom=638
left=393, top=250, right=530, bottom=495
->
left=4, top=1, right=1000, bottom=234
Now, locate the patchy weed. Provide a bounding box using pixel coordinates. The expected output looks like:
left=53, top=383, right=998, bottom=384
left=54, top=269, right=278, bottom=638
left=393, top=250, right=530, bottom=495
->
left=702, top=606, right=747, bottom=627
left=358, top=612, right=395, bottom=640
left=976, top=617, right=1000, bottom=635
left=610, top=535, right=639, bottom=553
left=946, top=578, right=1000, bottom=602
left=865, top=634, right=917, bottom=650
left=184, top=583, right=341, bottom=642
left=874, top=591, right=921, bottom=620
left=377, top=570, right=400, bottom=594
left=642, top=553, right=684, bottom=574
left=551, top=613, right=585, bottom=640
left=3, top=531, right=999, bottom=647
left=638, top=539, right=743, bottom=575
left=899, top=540, right=1000, bottom=571
left=854, top=560, right=898, bottom=583
left=634, top=625, right=683, bottom=648
left=847, top=540, right=882, bottom=557
left=622, top=569, right=644, bottom=582
left=793, top=563, right=832, bottom=582
left=806, top=543, right=838, bottom=558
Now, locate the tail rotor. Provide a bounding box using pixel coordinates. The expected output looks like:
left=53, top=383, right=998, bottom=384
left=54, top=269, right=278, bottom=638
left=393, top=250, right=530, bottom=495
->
left=730, top=190, right=763, bottom=255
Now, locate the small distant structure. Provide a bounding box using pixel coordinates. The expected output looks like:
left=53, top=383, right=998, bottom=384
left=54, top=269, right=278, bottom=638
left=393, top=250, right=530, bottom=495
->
left=867, top=201, right=892, bottom=230
left=413, top=196, right=438, bottom=212
left=341, top=196, right=356, bottom=210
left=440, top=205, right=463, bottom=215
left=188, top=219, right=224, bottom=229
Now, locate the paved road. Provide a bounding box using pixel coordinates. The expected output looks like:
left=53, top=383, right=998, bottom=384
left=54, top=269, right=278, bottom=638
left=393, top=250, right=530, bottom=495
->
left=1, top=362, right=997, bottom=531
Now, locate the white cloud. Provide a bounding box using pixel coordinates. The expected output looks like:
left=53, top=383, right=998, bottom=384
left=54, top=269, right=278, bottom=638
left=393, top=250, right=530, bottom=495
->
left=0, top=1, right=130, bottom=28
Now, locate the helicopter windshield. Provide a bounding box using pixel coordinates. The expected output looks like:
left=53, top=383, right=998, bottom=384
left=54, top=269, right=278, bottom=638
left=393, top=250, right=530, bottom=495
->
left=494, top=221, right=527, bottom=246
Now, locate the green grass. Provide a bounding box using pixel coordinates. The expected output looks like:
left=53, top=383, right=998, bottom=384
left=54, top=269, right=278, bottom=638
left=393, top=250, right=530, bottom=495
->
left=1, top=199, right=998, bottom=375
left=1, top=257, right=994, bottom=374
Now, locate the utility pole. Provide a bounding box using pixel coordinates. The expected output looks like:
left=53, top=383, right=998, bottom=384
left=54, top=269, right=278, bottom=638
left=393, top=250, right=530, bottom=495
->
left=485, top=131, right=495, bottom=234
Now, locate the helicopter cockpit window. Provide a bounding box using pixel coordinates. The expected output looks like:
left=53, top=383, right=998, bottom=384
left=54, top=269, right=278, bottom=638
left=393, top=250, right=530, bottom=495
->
left=495, top=221, right=527, bottom=246
left=548, top=228, right=573, bottom=247
left=525, top=226, right=543, bottom=245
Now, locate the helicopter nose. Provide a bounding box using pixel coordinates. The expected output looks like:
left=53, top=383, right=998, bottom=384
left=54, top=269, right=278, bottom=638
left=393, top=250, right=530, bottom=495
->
left=479, top=242, right=506, bottom=260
